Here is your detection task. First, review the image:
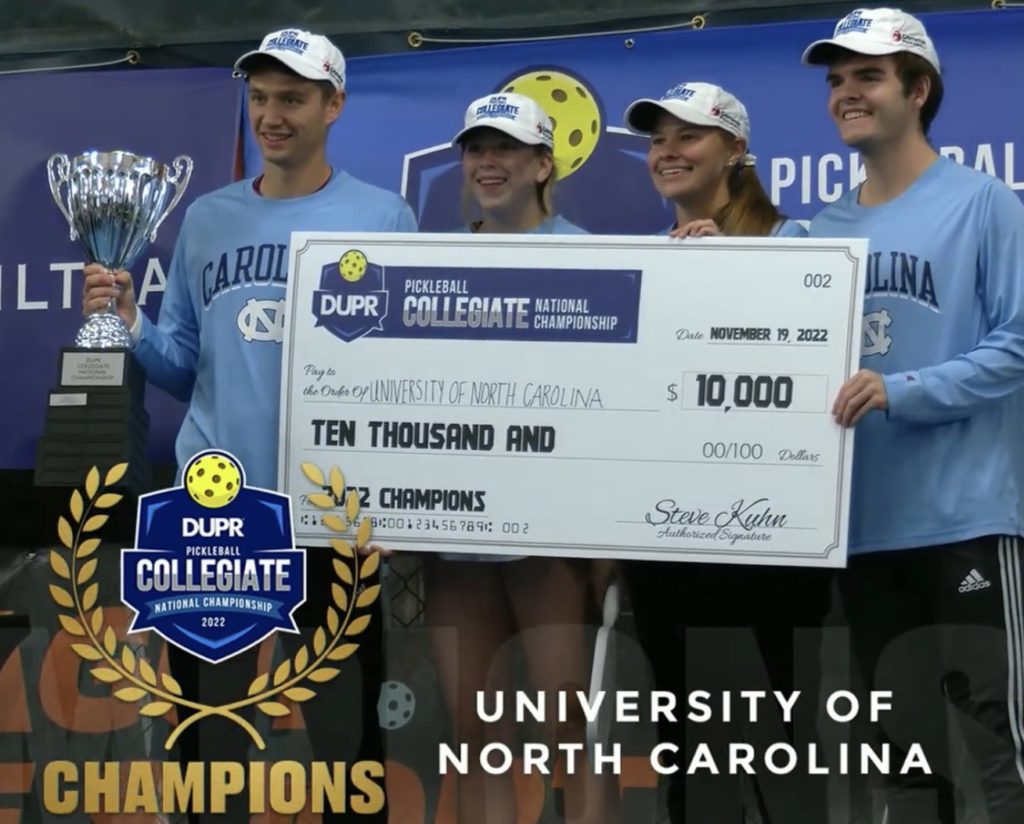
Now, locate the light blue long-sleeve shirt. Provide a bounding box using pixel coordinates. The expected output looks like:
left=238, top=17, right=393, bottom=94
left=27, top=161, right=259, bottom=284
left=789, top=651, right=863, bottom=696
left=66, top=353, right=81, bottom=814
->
left=811, top=157, right=1024, bottom=554
left=133, top=170, right=417, bottom=490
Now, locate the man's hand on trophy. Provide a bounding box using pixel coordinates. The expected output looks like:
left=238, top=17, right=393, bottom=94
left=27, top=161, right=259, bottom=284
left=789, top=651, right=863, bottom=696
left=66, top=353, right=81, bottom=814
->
left=82, top=264, right=138, bottom=327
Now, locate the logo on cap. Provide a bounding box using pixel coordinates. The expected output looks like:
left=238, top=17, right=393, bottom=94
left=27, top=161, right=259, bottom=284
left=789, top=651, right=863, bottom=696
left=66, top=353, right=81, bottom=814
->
left=475, top=95, right=521, bottom=122
left=664, top=85, right=697, bottom=102
left=323, top=63, right=344, bottom=86
left=900, top=32, right=929, bottom=51
left=265, top=29, right=310, bottom=56
left=718, top=111, right=743, bottom=132
left=836, top=11, right=873, bottom=36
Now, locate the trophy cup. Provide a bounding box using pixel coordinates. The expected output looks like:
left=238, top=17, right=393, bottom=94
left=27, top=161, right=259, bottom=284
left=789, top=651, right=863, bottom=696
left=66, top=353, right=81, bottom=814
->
left=35, top=150, right=193, bottom=493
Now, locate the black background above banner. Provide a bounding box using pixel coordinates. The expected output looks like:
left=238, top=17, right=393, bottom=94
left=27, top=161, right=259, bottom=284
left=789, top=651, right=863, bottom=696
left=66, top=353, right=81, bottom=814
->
left=3, top=0, right=993, bottom=67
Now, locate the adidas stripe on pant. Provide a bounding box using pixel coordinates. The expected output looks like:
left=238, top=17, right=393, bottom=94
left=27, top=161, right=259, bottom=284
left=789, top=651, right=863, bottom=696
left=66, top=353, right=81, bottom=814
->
left=838, top=535, right=1024, bottom=824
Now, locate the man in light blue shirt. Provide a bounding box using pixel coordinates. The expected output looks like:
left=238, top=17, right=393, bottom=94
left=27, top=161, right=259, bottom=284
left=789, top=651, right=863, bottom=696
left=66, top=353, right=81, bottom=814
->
left=82, top=28, right=414, bottom=824
left=806, top=8, right=1024, bottom=822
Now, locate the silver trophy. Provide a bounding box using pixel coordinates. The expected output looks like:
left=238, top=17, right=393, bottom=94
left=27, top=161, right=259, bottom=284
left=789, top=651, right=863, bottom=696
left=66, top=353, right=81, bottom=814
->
left=34, top=150, right=193, bottom=492
left=47, top=150, right=193, bottom=348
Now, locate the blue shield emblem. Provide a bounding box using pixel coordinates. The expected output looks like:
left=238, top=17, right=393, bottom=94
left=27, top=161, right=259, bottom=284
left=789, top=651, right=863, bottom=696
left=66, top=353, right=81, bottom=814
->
left=121, top=450, right=305, bottom=663
left=312, top=250, right=389, bottom=342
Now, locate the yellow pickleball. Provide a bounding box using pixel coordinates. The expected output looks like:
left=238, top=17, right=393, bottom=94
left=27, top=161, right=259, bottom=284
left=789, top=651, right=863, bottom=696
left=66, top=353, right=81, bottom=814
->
left=500, top=70, right=602, bottom=179
left=184, top=452, right=242, bottom=509
left=339, top=250, right=368, bottom=282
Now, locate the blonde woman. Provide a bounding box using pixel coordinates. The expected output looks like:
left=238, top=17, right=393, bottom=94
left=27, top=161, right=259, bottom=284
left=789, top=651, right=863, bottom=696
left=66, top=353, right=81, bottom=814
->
left=423, top=92, right=614, bottom=824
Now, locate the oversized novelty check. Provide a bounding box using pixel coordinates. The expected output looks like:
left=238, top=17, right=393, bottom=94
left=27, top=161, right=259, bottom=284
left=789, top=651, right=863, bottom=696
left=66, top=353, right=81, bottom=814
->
left=279, top=233, right=867, bottom=567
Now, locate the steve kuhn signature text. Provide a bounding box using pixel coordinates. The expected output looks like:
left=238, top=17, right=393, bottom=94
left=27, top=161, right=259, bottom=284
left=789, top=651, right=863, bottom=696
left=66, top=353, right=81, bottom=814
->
left=644, top=497, right=788, bottom=542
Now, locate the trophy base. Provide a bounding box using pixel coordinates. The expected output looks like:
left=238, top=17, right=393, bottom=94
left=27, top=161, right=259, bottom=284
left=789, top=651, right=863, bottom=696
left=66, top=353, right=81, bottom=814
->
left=33, top=347, right=151, bottom=493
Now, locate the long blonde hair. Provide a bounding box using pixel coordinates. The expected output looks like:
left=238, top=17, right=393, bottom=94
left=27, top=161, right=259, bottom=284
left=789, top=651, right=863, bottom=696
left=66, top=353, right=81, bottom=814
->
left=713, top=162, right=785, bottom=237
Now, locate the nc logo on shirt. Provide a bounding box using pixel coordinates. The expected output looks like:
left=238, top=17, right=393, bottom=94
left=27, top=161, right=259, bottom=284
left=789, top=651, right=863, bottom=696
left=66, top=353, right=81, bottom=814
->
left=120, top=450, right=306, bottom=663
left=311, top=250, right=390, bottom=342
left=862, top=309, right=893, bottom=357
left=237, top=298, right=285, bottom=343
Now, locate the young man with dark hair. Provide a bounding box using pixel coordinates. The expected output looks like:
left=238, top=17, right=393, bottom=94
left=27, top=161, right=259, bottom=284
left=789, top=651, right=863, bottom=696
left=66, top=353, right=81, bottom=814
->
left=805, top=8, right=1024, bottom=823
left=83, top=28, right=416, bottom=824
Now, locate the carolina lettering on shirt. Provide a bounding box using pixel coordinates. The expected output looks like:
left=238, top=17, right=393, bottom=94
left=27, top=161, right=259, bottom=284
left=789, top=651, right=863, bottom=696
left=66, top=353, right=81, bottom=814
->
left=202, top=244, right=289, bottom=307
left=864, top=250, right=939, bottom=310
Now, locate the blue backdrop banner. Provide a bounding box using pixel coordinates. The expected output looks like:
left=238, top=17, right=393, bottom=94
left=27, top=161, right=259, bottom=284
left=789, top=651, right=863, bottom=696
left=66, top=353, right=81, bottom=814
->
left=242, top=8, right=1024, bottom=233
left=0, top=68, right=240, bottom=469
left=4, top=9, right=1022, bottom=470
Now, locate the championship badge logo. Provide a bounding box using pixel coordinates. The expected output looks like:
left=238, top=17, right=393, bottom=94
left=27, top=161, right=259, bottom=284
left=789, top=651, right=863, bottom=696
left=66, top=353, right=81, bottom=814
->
left=312, top=249, right=389, bottom=342
left=48, top=456, right=380, bottom=752
left=120, top=450, right=306, bottom=663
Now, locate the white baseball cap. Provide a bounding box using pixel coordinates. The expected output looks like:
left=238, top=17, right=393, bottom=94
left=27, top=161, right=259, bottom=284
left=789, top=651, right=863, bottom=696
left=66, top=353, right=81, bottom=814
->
left=802, top=8, right=941, bottom=72
left=452, top=93, right=555, bottom=149
left=624, top=82, right=751, bottom=142
left=234, top=28, right=346, bottom=90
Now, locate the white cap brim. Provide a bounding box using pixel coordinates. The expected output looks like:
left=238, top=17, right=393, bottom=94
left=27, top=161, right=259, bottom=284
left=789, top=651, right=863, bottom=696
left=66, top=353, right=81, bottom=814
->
left=451, top=120, right=550, bottom=148
left=233, top=49, right=341, bottom=87
left=802, top=35, right=940, bottom=71
left=802, top=35, right=899, bottom=64
left=624, top=99, right=722, bottom=135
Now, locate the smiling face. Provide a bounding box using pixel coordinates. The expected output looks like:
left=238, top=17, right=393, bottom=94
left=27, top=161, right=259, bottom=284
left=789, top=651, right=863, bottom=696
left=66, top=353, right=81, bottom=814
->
left=646, top=111, right=743, bottom=208
left=826, top=53, right=929, bottom=153
left=460, top=127, right=553, bottom=219
left=246, top=68, right=343, bottom=170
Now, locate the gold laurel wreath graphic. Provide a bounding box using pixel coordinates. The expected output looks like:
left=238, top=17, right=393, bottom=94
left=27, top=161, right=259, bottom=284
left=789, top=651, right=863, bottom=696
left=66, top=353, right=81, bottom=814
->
left=50, top=461, right=380, bottom=751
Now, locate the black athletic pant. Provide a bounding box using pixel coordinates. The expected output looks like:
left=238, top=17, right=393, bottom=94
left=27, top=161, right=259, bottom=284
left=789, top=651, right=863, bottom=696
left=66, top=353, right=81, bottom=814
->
left=624, top=561, right=833, bottom=824
left=838, top=536, right=1024, bottom=824
left=167, top=552, right=388, bottom=823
